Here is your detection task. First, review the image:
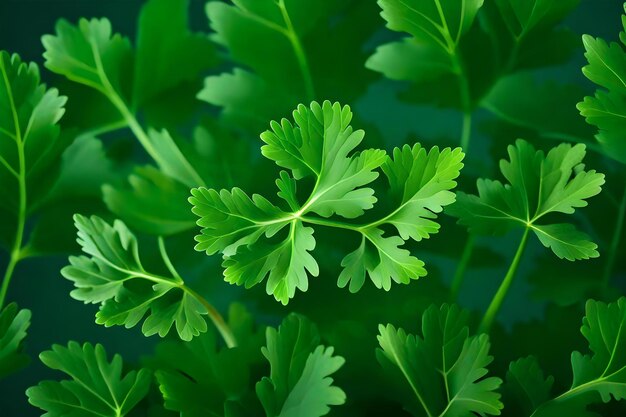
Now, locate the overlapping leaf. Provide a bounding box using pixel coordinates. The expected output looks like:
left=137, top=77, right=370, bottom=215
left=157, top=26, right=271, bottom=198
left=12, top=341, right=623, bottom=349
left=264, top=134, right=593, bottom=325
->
left=368, top=0, right=579, bottom=111
left=61, top=214, right=209, bottom=341
left=503, top=356, right=554, bottom=417
left=42, top=0, right=217, bottom=130
left=578, top=3, right=626, bottom=164
left=191, top=101, right=464, bottom=304
left=0, top=303, right=31, bottom=379
left=154, top=304, right=265, bottom=417
left=448, top=139, right=604, bottom=260
left=376, top=304, right=503, bottom=417
left=0, top=51, right=68, bottom=218
left=508, top=298, right=626, bottom=416
left=256, top=314, right=346, bottom=417
left=26, top=342, right=151, bottom=417
left=199, top=0, right=380, bottom=131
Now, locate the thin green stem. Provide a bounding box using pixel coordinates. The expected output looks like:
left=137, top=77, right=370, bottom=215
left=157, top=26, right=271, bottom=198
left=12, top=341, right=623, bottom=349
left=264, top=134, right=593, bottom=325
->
left=183, top=285, right=237, bottom=348
left=460, top=111, right=472, bottom=151
left=0, top=57, right=27, bottom=311
left=277, top=0, right=315, bottom=102
left=603, top=180, right=626, bottom=286
left=450, top=235, right=476, bottom=301
left=479, top=228, right=530, bottom=333
left=158, top=236, right=183, bottom=282
left=89, top=38, right=205, bottom=187
left=157, top=237, right=235, bottom=348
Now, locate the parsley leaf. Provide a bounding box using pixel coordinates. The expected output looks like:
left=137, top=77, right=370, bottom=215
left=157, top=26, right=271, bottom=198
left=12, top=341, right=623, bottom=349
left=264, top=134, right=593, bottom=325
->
left=518, top=297, right=626, bottom=416
left=0, top=303, right=31, bottom=379
left=448, top=139, right=604, bottom=260
left=26, top=342, right=151, bottom=417
left=190, top=101, right=464, bottom=304
left=578, top=3, right=626, bottom=164
left=61, top=214, right=235, bottom=343
left=503, top=356, right=554, bottom=417
left=0, top=51, right=68, bottom=236
left=376, top=304, right=503, bottom=417
left=256, top=314, right=346, bottom=417
left=154, top=304, right=264, bottom=417
left=199, top=0, right=379, bottom=131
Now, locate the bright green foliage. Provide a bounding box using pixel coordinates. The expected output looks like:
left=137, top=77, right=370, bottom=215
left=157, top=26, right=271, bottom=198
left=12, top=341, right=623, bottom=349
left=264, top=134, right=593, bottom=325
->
left=0, top=303, right=31, bottom=379
left=61, top=214, right=209, bottom=341
left=578, top=4, right=626, bottom=164
left=503, top=357, right=554, bottom=417
left=26, top=342, right=151, bottom=417
left=256, top=314, right=346, bottom=417
left=0, top=51, right=67, bottom=218
left=448, top=139, right=604, bottom=260
left=41, top=0, right=214, bottom=234
left=190, top=101, right=464, bottom=304
left=199, top=0, right=379, bottom=131
left=377, top=0, right=483, bottom=52
left=42, top=0, right=216, bottom=125
left=376, top=304, right=503, bottom=417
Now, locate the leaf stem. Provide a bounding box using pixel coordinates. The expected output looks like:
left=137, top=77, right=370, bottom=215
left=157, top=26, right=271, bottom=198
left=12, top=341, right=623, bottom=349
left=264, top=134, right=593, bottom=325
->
left=182, top=285, right=237, bottom=349
left=277, top=0, right=316, bottom=102
left=0, top=57, right=27, bottom=311
left=479, top=228, right=530, bottom=333
left=156, top=237, right=236, bottom=348
left=450, top=235, right=475, bottom=301
left=88, top=38, right=205, bottom=187
left=602, top=180, right=626, bottom=286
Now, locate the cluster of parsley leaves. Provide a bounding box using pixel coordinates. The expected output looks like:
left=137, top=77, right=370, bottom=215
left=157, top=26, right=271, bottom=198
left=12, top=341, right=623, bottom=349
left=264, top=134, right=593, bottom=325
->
left=0, top=0, right=625, bottom=416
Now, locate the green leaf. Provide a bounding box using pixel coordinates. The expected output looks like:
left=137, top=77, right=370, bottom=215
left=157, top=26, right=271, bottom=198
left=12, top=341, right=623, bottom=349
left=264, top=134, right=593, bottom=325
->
left=222, top=220, right=319, bottom=305
left=42, top=8, right=210, bottom=184
left=0, top=303, right=31, bottom=379
left=61, top=214, right=209, bottom=341
left=133, top=0, right=217, bottom=108
left=338, top=229, right=426, bottom=293
left=199, top=0, right=379, bottom=131
left=103, top=166, right=196, bottom=235
left=27, top=342, right=151, bottom=417
left=42, top=18, right=132, bottom=96
left=494, top=0, right=579, bottom=36
left=503, top=357, right=554, bottom=417
left=572, top=298, right=626, bottom=402
left=482, top=74, right=595, bottom=140
left=381, top=144, right=464, bottom=241
left=377, top=0, right=484, bottom=52
left=367, top=0, right=484, bottom=105
left=0, top=51, right=68, bottom=216
left=529, top=297, right=626, bottom=416
left=191, top=101, right=464, bottom=304
left=27, top=135, right=116, bottom=255
left=154, top=304, right=264, bottom=417
left=448, top=139, right=604, bottom=260
left=376, top=304, right=503, bottom=417
left=578, top=8, right=626, bottom=164
left=256, top=314, right=346, bottom=417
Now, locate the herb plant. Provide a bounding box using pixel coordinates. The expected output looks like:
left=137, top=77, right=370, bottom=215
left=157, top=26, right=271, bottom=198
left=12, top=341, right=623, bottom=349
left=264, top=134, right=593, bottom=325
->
left=0, top=0, right=625, bottom=416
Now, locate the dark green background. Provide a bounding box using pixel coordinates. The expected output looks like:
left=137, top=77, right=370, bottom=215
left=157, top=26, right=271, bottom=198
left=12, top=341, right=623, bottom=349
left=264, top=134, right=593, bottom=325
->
left=0, top=0, right=623, bottom=415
